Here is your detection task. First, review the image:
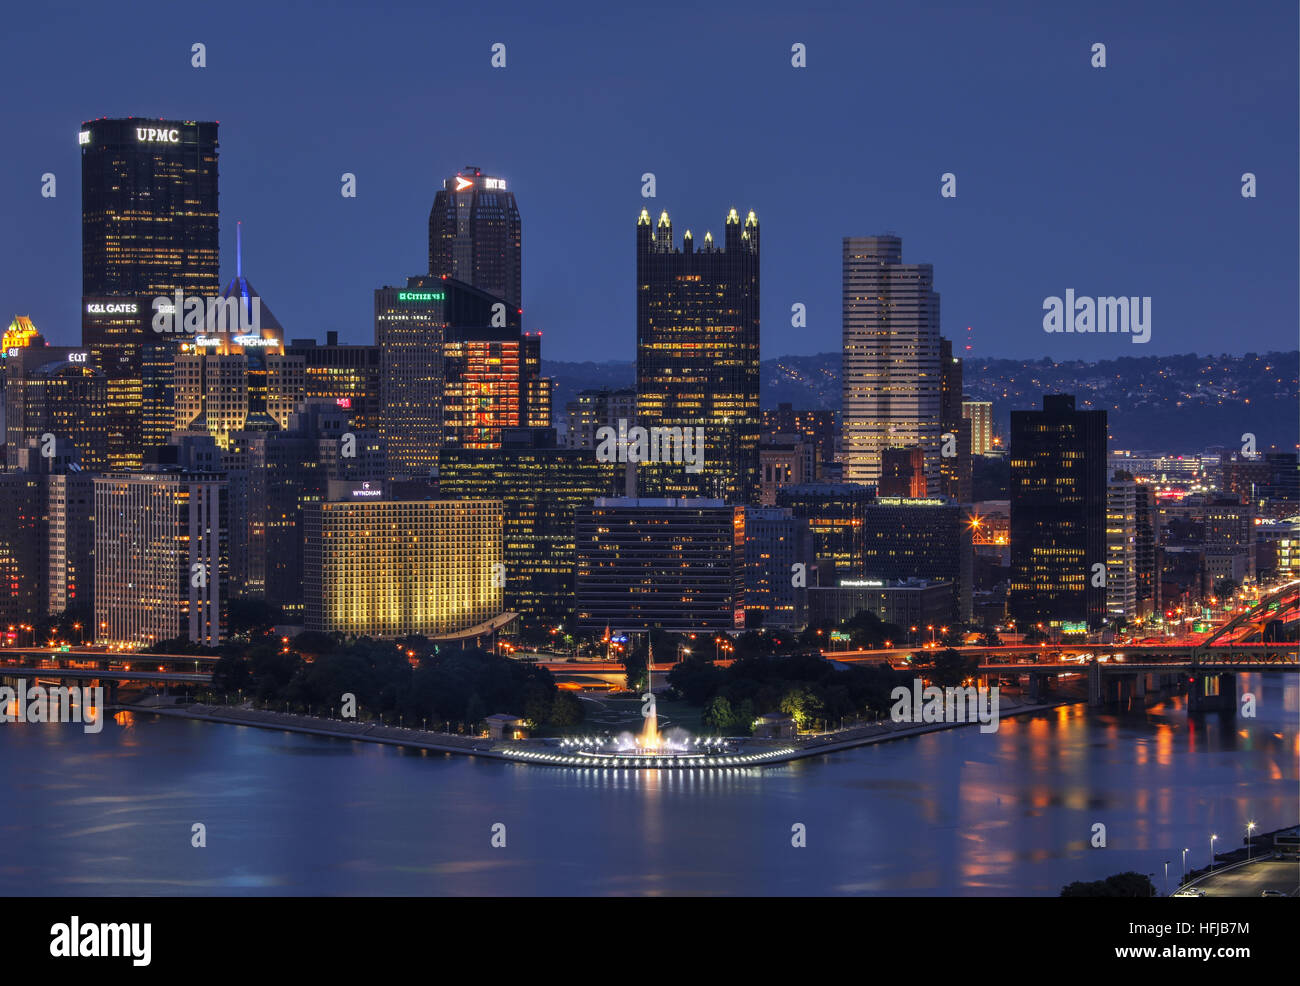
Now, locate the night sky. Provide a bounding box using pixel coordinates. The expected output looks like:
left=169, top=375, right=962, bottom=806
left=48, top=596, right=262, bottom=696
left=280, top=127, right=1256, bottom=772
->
left=4, top=0, right=1296, bottom=363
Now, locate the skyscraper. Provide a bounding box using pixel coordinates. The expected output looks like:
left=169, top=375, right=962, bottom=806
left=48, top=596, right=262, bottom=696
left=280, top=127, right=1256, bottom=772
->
left=94, top=469, right=226, bottom=647
left=428, top=166, right=521, bottom=307
left=938, top=337, right=972, bottom=502
left=80, top=118, right=220, bottom=468
left=962, top=400, right=994, bottom=455
left=841, top=236, right=942, bottom=494
left=438, top=428, right=619, bottom=621
left=635, top=208, right=761, bottom=503
left=1009, top=394, right=1107, bottom=631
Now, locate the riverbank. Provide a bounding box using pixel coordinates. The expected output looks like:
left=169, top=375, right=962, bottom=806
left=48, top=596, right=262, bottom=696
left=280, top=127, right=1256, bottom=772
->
left=121, top=694, right=1077, bottom=767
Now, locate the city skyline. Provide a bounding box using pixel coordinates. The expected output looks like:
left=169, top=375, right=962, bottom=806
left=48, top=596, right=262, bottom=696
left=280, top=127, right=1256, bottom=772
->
left=0, top=0, right=1295, bottom=914
left=3, top=1, right=1296, bottom=363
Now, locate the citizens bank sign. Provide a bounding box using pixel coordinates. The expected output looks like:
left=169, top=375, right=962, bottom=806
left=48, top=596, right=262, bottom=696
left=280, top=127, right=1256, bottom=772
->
left=136, top=127, right=180, bottom=143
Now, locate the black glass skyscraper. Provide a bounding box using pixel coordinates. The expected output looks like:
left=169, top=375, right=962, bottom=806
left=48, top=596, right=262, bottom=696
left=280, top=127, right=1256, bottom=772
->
left=428, top=166, right=521, bottom=308
left=635, top=207, right=761, bottom=504
left=79, top=117, right=220, bottom=468
left=1009, top=394, right=1108, bottom=630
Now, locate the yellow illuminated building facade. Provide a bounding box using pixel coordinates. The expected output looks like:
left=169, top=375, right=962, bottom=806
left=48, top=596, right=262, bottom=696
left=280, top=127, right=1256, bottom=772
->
left=303, top=497, right=504, bottom=637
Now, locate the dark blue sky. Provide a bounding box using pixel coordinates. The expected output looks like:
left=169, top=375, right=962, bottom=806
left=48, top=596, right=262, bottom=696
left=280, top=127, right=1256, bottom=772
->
left=4, top=0, right=1296, bottom=363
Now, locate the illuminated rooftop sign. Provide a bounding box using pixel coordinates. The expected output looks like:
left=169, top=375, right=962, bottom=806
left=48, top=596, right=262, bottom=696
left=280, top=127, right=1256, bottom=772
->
left=840, top=579, right=885, bottom=588
left=397, top=291, right=444, bottom=302
left=85, top=302, right=138, bottom=314
left=136, top=127, right=180, bottom=143
left=78, top=130, right=91, bottom=145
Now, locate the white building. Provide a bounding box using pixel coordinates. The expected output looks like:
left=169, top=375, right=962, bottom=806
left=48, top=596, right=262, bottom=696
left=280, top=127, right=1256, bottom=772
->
left=841, top=236, right=942, bottom=494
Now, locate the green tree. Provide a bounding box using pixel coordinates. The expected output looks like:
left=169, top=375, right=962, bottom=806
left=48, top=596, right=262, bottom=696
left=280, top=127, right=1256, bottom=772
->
left=779, top=685, right=823, bottom=730
left=703, top=696, right=736, bottom=732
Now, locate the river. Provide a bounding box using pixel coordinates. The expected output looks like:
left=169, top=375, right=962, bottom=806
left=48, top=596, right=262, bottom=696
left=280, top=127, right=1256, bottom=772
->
left=1, top=676, right=1294, bottom=895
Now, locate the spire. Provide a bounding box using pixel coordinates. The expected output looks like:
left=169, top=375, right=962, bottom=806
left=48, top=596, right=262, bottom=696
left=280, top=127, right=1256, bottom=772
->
left=236, top=221, right=243, bottom=278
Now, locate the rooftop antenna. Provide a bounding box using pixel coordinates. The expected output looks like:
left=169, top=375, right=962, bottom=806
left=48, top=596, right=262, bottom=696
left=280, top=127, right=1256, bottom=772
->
left=236, top=221, right=243, bottom=278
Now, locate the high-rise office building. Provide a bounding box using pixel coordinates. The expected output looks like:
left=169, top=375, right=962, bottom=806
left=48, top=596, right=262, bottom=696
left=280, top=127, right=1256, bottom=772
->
left=938, top=337, right=972, bottom=502
left=303, top=488, right=504, bottom=638
left=962, top=400, right=994, bottom=456
left=861, top=498, right=973, bottom=623
left=1008, top=395, right=1107, bottom=630
left=1106, top=476, right=1139, bottom=622
left=443, top=327, right=549, bottom=450
left=841, top=236, right=942, bottom=494
left=775, top=483, right=876, bottom=585
left=879, top=446, right=927, bottom=497
left=375, top=276, right=520, bottom=474
left=636, top=208, right=761, bottom=504
left=285, top=332, right=383, bottom=432
left=93, top=469, right=225, bottom=647
left=0, top=472, right=43, bottom=626
left=575, top=497, right=745, bottom=632
left=173, top=340, right=304, bottom=450
left=761, top=404, right=838, bottom=481
left=4, top=341, right=108, bottom=471
left=80, top=118, right=220, bottom=469
left=563, top=388, right=638, bottom=450
left=742, top=506, right=812, bottom=629
left=437, top=428, right=619, bottom=621
left=428, top=166, right=521, bottom=308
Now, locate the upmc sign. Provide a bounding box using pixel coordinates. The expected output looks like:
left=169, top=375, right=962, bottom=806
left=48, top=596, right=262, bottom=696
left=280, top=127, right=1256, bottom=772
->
left=135, top=127, right=180, bottom=143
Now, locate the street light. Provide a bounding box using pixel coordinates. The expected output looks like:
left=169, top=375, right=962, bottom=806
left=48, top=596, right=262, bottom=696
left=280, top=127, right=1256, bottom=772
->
left=1163, top=860, right=1169, bottom=897
left=1181, top=847, right=1189, bottom=884
left=1210, top=834, right=1218, bottom=872
left=1247, top=821, right=1256, bottom=861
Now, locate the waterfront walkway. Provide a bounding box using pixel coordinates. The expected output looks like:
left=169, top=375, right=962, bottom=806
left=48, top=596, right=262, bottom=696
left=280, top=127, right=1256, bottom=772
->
left=125, top=694, right=1072, bottom=768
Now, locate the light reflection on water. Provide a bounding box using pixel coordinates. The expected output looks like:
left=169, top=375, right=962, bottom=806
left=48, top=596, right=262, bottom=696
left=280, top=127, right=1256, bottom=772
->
left=0, top=675, right=1293, bottom=896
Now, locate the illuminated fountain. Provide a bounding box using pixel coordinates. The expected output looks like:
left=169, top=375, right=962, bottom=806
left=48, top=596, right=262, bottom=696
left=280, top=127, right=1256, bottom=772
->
left=499, top=639, right=802, bottom=768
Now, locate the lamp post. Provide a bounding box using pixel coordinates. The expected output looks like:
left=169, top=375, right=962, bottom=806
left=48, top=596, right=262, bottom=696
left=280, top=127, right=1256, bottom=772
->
left=1163, top=861, right=1169, bottom=897
left=1247, top=821, right=1256, bottom=861
left=1181, top=847, right=1189, bottom=884
left=1210, top=834, right=1218, bottom=872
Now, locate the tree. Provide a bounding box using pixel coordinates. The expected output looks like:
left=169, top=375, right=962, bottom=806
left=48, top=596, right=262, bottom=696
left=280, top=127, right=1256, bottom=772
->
left=226, top=598, right=282, bottom=638
left=549, top=691, right=585, bottom=727
left=779, top=685, right=824, bottom=730
left=1060, top=872, right=1156, bottom=897
left=927, top=648, right=976, bottom=688
left=703, top=696, right=736, bottom=732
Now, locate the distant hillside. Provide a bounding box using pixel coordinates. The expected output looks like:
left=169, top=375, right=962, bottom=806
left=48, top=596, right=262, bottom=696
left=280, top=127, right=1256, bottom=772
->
left=542, top=350, right=1299, bottom=452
